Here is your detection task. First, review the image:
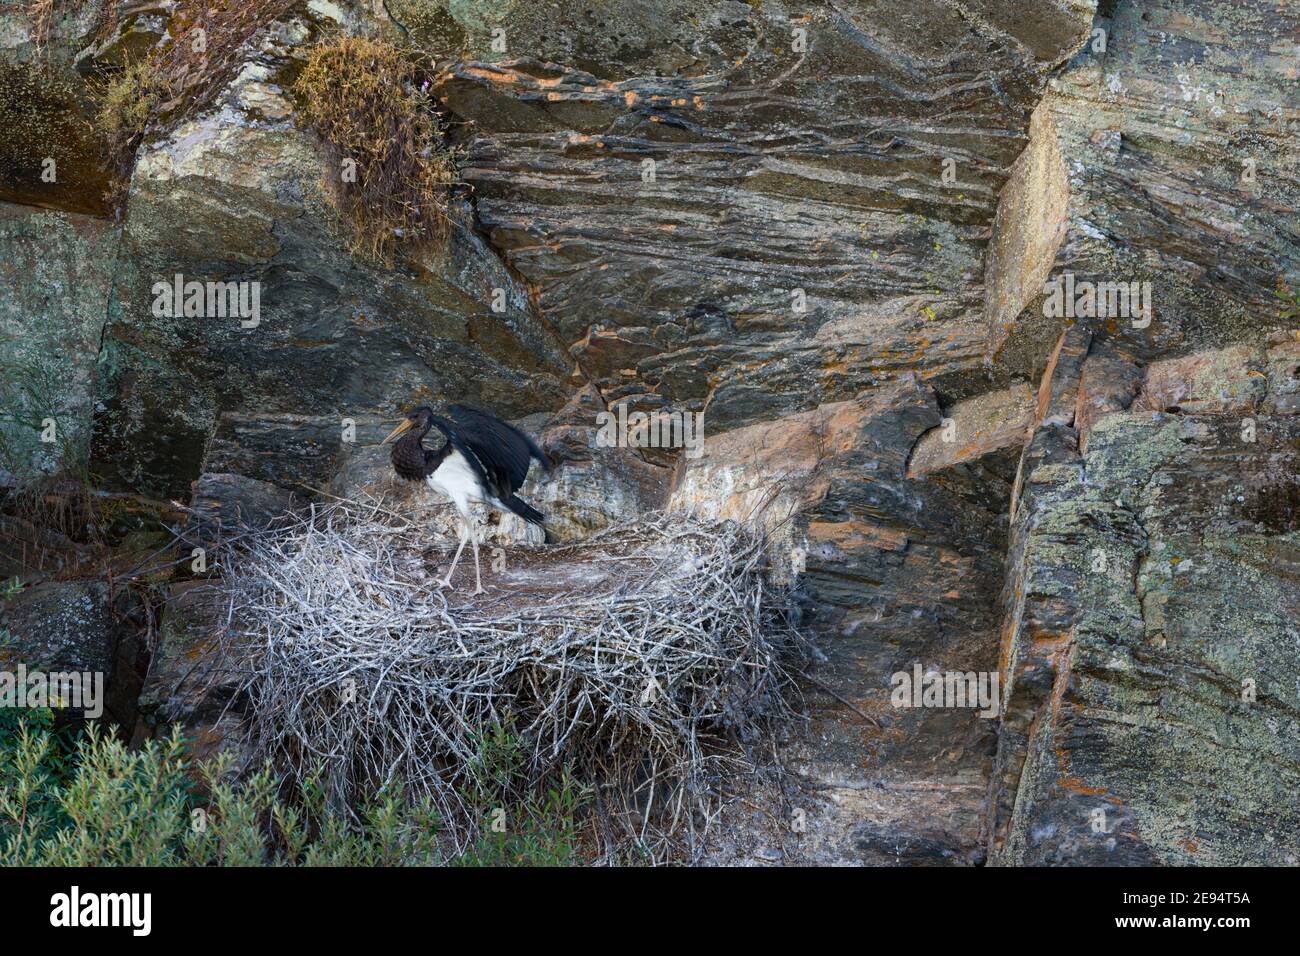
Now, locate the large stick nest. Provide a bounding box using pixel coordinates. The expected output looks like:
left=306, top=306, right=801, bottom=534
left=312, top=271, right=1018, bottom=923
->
left=217, top=497, right=802, bottom=861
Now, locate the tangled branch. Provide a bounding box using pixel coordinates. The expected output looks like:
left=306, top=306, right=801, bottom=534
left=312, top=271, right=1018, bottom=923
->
left=215, top=498, right=802, bottom=862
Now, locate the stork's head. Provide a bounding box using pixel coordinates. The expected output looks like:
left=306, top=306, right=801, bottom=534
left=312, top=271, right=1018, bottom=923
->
left=382, top=405, right=435, bottom=444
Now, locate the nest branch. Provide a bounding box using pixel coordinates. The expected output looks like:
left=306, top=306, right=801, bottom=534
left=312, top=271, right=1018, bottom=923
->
left=213, top=497, right=803, bottom=861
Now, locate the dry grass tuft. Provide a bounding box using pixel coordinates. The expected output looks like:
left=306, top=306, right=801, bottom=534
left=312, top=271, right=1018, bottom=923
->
left=216, top=497, right=801, bottom=862
left=295, top=35, right=455, bottom=263
left=1, top=475, right=98, bottom=545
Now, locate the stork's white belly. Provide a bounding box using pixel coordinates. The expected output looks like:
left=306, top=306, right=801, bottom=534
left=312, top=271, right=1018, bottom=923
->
left=427, top=449, right=483, bottom=515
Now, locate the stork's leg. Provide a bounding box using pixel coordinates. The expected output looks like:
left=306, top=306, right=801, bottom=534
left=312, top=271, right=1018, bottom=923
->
left=439, top=518, right=469, bottom=590
left=469, top=515, right=486, bottom=595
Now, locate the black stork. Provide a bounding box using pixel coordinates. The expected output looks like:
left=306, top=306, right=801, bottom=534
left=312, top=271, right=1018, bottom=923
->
left=382, top=404, right=549, bottom=594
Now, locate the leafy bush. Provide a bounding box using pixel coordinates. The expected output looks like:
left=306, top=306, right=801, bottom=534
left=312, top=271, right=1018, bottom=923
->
left=0, top=339, right=94, bottom=479
left=295, top=35, right=455, bottom=262
left=0, top=716, right=585, bottom=866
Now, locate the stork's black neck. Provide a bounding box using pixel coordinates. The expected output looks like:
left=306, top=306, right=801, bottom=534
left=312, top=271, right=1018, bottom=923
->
left=391, top=421, right=449, bottom=481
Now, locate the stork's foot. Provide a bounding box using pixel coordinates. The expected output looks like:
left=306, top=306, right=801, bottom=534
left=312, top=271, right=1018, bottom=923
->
left=470, top=585, right=487, bottom=596
left=437, top=577, right=455, bottom=591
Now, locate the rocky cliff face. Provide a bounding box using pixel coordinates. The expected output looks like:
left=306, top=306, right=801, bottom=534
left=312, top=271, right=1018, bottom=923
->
left=2, top=0, right=1297, bottom=865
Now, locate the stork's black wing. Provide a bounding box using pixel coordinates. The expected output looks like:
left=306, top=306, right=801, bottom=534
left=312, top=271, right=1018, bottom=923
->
left=432, top=405, right=548, bottom=502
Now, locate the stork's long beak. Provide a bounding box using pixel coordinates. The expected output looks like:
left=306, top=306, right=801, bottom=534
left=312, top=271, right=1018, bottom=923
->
left=382, top=418, right=415, bottom=444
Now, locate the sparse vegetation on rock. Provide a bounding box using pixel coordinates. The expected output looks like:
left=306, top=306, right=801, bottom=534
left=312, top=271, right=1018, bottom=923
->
left=218, top=500, right=800, bottom=863
left=295, top=34, right=455, bottom=263
left=89, top=56, right=159, bottom=195
left=82, top=0, right=296, bottom=206
left=3, top=0, right=1300, bottom=870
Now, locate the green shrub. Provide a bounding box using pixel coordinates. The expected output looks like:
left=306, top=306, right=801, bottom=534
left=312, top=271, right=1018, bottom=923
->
left=0, top=716, right=585, bottom=866
left=1276, top=280, right=1300, bottom=322
left=454, top=721, right=589, bottom=867
left=0, top=709, right=80, bottom=864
